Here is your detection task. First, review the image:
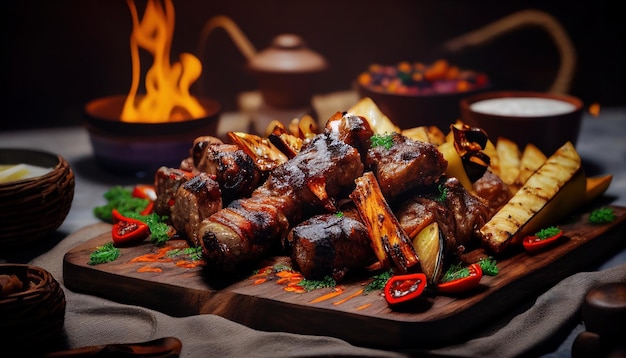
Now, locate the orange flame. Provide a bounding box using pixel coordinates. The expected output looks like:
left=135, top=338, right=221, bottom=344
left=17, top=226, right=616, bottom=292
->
left=121, top=0, right=206, bottom=123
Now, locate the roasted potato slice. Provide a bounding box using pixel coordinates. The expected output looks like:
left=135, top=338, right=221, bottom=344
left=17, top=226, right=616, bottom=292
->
left=348, top=97, right=400, bottom=134
left=495, top=137, right=521, bottom=188
left=401, top=125, right=445, bottom=145
left=438, top=141, right=474, bottom=193
left=515, top=143, right=547, bottom=189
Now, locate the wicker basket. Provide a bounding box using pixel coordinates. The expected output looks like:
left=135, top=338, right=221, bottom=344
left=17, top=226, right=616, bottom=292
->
left=0, top=148, right=75, bottom=248
left=0, top=264, right=66, bottom=352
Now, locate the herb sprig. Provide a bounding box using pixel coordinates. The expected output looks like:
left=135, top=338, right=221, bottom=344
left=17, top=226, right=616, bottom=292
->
left=363, top=269, right=392, bottom=293
left=589, top=207, right=616, bottom=225
left=371, top=133, right=394, bottom=150
left=534, top=226, right=562, bottom=240
left=88, top=242, right=120, bottom=265
left=297, top=276, right=337, bottom=291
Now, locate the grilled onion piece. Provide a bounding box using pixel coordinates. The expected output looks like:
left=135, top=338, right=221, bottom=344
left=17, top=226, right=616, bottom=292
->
left=412, top=222, right=444, bottom=284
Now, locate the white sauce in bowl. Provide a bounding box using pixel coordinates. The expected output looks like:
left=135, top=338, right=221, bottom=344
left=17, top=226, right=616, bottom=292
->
left=469, top=97, right=577, bottom=117
left=0, top=163, right=52, bottom=184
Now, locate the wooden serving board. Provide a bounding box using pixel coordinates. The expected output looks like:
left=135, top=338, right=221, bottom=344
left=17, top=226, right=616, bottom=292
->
left=63, top=206, right=626, bottom=350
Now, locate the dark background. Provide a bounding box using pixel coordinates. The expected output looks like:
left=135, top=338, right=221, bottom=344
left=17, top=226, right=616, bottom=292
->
left=1, top=0, right=624, bottom=131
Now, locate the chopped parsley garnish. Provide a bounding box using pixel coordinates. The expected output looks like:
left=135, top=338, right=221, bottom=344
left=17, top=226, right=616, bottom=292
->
left=93, top=186, right=150, bottom=222
left=371, top=133, right=394, bottom=150
left=478, top=257, right=499, bottom=276
left=297, top=275, right=337, bottom=291
left=88, top=242, right=120, bottom=265
left=441, top=262, right=470, bottom=283
left=534, top=226, right=562, bottom=240
left=335, top=211, right=344, bottom=218
left=589, top=207, right=616, bottom=225
left=363, top=269, right=392, bottom=293
left=166, top=247, right=203, bottom=261
left=437, top=183, right=448, bottom=202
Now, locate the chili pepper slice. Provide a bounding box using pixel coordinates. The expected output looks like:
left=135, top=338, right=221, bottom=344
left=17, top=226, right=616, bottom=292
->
left=384, top=273, right=427, bottom=305
left=437, top=263, right=483, bottom=294
left=132, top=184, right=157, bottom=201
left=111, top=209, right=150, bottom=245
left=139, top=200, right=154, bottom=215
left=523, top=227, right=564, bottom=253
left=132, top=184, right=156, bottom=215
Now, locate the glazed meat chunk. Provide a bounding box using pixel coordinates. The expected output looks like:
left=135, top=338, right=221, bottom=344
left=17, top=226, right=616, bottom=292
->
left=366, top=133, right=447, bottom=198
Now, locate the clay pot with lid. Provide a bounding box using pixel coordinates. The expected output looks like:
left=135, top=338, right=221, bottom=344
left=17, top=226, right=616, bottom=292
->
left=246, top=34, right=327, bottom=109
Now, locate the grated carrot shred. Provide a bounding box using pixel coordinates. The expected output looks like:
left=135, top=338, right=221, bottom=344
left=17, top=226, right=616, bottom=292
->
left=309, top=286, right=345, bottom=303
left=137, top=266, right=163, bottom=273
left=175, top=260, right=202, bottom=268
left=333, top=288, right=364, bottom=306
left=284, top=285, right=307, bottom=293
left=356, top=303, right=372, bottom=310
left=130, top=247, right=174, bottom=263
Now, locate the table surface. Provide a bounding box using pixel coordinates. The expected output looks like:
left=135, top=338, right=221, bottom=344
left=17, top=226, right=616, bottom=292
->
left=1, top=99, right=625, bottom=357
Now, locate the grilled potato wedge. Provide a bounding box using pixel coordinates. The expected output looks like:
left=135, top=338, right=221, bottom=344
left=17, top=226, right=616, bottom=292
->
left=484, top=139, right=500, bottom=178
left=515, top=143, right=547, bottom=189
left=401, top=125, right=446, bottom=145
left=480, top=141, right=585, bottom=254
left=438, top=141, right=474, bottom=193
left=348, top=97, right=400, bottom=135
left=495, top=137, right=521, bottom=188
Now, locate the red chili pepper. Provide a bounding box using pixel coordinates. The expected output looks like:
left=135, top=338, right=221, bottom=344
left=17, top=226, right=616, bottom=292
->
left=437, top=263, right=483, bottom=294
left=383, top=273, right=427, bottom=305
left=139, top=201, right=154, bottom=215
left=523, top=228, right=564, bottom=253
left=111, top=209, right=150, bottom=245
left=132, top=184, right=157, bottom=201
left=132, top=184, right=156, bottom=215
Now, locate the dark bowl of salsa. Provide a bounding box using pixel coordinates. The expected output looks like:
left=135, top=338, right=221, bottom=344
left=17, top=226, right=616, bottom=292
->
left=356, top=59, right=490, bottom=132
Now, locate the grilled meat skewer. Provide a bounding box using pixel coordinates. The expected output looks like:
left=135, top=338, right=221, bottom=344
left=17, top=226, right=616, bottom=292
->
left=199, top=113, right=372, bottom=272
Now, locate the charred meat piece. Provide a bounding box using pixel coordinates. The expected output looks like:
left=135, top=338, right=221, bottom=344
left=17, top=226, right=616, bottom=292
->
left=395, top=177, right=489, bottom=255
left=396, top=194, right=455, bottom=252
left=366, top=133, right=447, bottom=198
left=199, top=189, right=295, bottom=272
left=154, top=167, right=195, bottom=217
left=190, top=136, right=224, bottom=167
left=199, top=114, right=368, bottom=272
left=325, top=111, right=374, bottom=160
left=271, top=132, right=365, bottom=212
left=440, top=176, right=490, bottom=249
left=472, top=170, right=512, bottom=215
left=190, top=140, right=263, bottom=203
left=170, top=173, right=223, bottom=247
left=287, top=212, right=376, bottom=281
left=180, top=136, right=224, bottom=172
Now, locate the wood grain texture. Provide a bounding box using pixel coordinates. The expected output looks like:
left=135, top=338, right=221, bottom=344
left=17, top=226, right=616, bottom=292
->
left=63, top=206, right=626, bottom=350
